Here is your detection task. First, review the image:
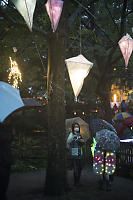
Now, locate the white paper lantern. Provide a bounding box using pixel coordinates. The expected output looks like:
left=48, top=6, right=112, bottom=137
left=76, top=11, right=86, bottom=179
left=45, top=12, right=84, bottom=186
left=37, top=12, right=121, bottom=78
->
left=65, top=54, right=93, bottom=98
left=11, top=0, right=36, bottom=31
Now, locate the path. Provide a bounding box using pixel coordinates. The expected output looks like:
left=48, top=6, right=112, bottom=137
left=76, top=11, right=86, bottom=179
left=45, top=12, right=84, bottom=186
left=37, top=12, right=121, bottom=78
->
left=7, top=168, right=133, bottom=200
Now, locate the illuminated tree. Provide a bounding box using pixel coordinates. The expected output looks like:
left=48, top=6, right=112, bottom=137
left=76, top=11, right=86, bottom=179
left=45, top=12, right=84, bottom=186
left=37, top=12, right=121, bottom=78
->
left=8, top=57, right=22, bottom=88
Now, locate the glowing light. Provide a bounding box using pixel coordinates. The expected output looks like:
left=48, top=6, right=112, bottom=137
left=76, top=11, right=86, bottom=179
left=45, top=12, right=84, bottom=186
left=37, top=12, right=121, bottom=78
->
left=8, top=57, right=22, bottom=88
left=91, top=137, right=97, bottom=157
left=13, top=47, right=17, bottom=53
left=65, top=54, right=93, bottom=98
left=120, top=139, right=133, bottom=142
left=73, top=112, right=77, bottom=115
left=114, top=94, right=117, bottom=102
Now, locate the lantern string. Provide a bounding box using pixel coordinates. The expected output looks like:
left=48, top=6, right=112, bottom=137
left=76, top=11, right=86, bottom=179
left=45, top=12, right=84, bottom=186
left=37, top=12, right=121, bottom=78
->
left=79, top=18, right=82, bottom=54
left=24, top=0, right=45, bottom=73
left=73, top=0, right=96, bottom=19
left=34, top=41, right=46, bottom=74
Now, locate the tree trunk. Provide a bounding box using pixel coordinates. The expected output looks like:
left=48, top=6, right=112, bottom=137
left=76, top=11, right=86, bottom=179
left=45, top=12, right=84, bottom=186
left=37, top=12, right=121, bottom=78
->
left=96, top=77, right=113, bottom=122
left=44, top=1, right=68, bottom=196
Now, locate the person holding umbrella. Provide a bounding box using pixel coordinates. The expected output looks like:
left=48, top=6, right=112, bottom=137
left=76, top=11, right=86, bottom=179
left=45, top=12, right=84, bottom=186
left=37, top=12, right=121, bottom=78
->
left=93, top=129, right=120, bottom=191
left=90, top=118, right=120, bottom=191
left=66, top=123, right=85, bottom=186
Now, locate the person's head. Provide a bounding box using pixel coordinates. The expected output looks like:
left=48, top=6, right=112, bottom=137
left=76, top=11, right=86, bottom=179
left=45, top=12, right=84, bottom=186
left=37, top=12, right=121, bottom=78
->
left=72, top=122, right=80, bottom=134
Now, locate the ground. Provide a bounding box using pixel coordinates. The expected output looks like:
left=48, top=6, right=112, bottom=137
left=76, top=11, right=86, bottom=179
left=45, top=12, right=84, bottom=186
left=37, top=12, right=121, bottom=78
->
left=7, top=167, right=133, bottom=200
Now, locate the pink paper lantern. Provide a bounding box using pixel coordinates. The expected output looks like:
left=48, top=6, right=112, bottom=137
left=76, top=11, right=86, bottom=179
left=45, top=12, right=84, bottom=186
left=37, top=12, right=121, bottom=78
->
left=45, top=0, right=63, bottom=32
left=118, top=33, right=133, bottom=67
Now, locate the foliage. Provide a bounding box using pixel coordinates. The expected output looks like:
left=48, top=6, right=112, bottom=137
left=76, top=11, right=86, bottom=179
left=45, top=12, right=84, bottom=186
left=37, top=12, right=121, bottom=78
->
left=11, top=127, right=48, bottom=172
left=1, top=0, right=133, bottom=107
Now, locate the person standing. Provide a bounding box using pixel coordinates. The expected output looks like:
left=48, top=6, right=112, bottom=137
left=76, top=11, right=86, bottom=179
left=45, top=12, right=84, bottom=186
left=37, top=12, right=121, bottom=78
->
left=66, top=123, right=85, bottom=186
left=0, top=123, right=13, bottom=200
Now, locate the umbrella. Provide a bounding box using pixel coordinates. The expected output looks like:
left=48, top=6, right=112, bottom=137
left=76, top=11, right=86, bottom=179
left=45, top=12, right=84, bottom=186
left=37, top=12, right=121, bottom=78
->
left=95, top=129, right=120, bottom=151
left=113, top=112, right=132, bottom=121
left=65, top=117, right=90, bottom=142
left=121, top=117, right=133, bottom=126
left=0, top=81, right=24, bottom=122
left=89, top=118, right=117, bottom=136
left=115, top=117, right=133, bottom=139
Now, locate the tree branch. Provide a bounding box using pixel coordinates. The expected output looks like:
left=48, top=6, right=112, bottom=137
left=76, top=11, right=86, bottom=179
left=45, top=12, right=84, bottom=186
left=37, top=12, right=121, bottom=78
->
left=67, top=6, right=81, bottom=29
left=126, top=10, right=133, bottom=17
left=73, top=0, right=96, bottom=19
left=120, top=0, right=128, bottom=37
left=104, top=0, right=119, bottom=34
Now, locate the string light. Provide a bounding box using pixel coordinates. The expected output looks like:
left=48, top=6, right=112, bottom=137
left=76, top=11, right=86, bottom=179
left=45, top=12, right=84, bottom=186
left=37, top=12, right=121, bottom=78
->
left=8, top=57, right=22, bottom=88
left=105, top=152, right=116, bottom=174
left=93, top=150, right=116, bottom=175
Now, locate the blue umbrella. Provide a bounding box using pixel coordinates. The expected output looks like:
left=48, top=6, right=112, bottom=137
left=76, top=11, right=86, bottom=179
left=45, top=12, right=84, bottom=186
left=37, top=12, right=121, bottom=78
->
left=90, top=118, right=117, bottom=136
left=0, top=81, right=24, bottom=122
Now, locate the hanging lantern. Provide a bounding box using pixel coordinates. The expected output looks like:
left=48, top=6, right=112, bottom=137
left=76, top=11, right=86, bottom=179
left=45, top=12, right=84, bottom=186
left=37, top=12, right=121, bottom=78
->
left=11, top=0, right=37, bottom=31
left=65, top=54, right=93, bottom=98
left=118, top=33, right=133, bottom=67
left=45, top=0, right=63, bottom=32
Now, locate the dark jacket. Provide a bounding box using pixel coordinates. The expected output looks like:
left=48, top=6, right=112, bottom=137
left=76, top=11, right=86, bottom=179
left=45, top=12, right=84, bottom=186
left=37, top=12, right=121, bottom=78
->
left=0, top=124, right=13, bottom=168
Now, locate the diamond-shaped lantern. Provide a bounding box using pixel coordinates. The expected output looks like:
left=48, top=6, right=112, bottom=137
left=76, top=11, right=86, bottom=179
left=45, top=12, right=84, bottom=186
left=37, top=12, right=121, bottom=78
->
left=65, top=54, right=93, bottom=98
left=45, top=0, right=63, bottom=32
left=11, top=0, right=37, bottom=31
left=118, top=33, right=133, bottom=67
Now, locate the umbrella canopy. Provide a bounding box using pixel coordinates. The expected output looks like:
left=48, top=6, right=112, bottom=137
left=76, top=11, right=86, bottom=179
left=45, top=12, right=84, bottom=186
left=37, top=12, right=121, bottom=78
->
left=66, top=117, right=90, bottom=142
left=0, top=81, right=24, bottom=123
left=95, top=129, right=120, bottom=151
left=89, top=118, right=117, bottom=136
left=114, top=117, right=133, bottom=139
left=121, top=117, right=133, bottom=126
left=113, top=112, right=133, bottom=121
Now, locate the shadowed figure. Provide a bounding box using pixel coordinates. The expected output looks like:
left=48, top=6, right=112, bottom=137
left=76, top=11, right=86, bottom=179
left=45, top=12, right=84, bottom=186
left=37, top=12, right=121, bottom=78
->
left=0, top=123, right=13, bottom=200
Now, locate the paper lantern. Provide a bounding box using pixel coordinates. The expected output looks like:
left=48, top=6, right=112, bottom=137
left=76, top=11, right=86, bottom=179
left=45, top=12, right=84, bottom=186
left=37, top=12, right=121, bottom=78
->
left=11, top=0, right=36, bottom=31
left=65, top=54, right=93, bottom=98
left=118, top=33, right=133, bottom=67
left=45, top=0, right=63, bottom=32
